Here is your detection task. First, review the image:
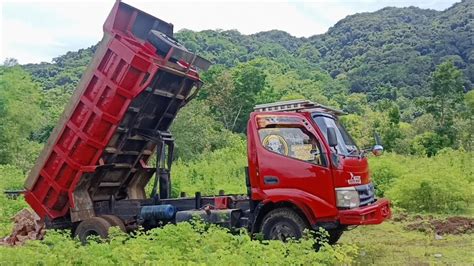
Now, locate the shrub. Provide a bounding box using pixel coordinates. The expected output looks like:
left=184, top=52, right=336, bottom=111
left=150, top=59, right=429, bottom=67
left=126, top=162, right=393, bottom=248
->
left=170, top=138, right=247, bottom=196
left=382, top=150, right=473, bottom=214
left=0, top=222, right=358, bottom=265
left=0, top=164, right=28, bottom=235
left=410, top=132, right=448, bottom=157
left=0, top=164, right=25, bottom=190
left=369, top=153, right=403, bottom=197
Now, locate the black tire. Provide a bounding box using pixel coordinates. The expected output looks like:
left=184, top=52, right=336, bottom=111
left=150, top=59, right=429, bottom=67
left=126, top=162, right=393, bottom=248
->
left=100, top=215, right=126, bottom=232
left=147, top=30, right=187, bottom=56
left=260, top=208, right=308, bottom=241
left=74, top=217, right=112, bottom=244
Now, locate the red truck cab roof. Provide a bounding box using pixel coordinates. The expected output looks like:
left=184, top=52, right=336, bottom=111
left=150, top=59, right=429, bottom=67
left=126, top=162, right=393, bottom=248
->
left=254, top=99, right=346, bottom=117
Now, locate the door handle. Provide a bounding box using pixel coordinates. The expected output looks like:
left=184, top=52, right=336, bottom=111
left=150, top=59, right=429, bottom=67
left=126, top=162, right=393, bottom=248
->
left=264, top=176, right=279, bottom=185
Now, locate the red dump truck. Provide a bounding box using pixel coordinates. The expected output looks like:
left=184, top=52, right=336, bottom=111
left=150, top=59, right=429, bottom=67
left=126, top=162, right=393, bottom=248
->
left=24, top=1, right=391, bottom=243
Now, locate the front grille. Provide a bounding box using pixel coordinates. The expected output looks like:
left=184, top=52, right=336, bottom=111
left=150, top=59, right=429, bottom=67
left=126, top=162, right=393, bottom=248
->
left=355, top=183, right=376, bottom=207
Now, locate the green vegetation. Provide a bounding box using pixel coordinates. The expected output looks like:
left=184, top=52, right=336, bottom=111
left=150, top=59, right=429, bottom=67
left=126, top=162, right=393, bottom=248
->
left=171, top=138, right=247, bottom=196
left=0, top=0, right=473, bottom=264
left=0, top=165, right=28, bottom=236
left=310, top=1, right=473, bottom=97
left=369, top=150, right=473, bottom=214
left=0, top=223, right=358, bottom=265
left=0, top=67, right=44, bottom=171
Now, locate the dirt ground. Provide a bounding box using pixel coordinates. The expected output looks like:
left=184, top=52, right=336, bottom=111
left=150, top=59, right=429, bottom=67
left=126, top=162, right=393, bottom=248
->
left=405, top=216, right=474, bottom=235
left=341, top=213, right=474, bottom=265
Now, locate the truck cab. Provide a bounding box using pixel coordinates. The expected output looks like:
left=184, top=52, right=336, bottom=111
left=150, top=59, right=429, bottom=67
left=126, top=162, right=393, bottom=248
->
left=246, top=100, right=391, bottom=241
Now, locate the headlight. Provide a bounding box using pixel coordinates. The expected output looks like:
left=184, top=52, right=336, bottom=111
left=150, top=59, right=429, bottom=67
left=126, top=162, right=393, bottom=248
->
left=335, top=187, right=360, bottom=208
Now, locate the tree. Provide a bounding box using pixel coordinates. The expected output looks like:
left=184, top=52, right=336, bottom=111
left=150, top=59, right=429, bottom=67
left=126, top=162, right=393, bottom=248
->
left=230, top=61, right=269, bottom=132
left=3, top=58, right=18, bottom=67
left=342, top=93, right=368, bottom=115
left=381, top=104, right=402, bottom=151
left=170, top=100, right=239, bottom=161
left=0, top=66, right=45, bottom=171
left=205, top=71, right=241, bottom=131
left=454, top=90, right=474, bottom=151
left=426, top=61, right=464, bottom=146
left=411, top=132, right=447, bottom=157
left=205, top=60, right=268, bottom=132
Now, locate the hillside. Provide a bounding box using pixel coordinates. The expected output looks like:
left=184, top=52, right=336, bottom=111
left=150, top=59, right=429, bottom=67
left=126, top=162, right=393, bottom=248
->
left=12, top=0, right=470, bottom=163
left=23, top=0, right=473, bottom=102
left=310, top=0, right=473, bottom=98
left=174, top=0, right=473, bottom=99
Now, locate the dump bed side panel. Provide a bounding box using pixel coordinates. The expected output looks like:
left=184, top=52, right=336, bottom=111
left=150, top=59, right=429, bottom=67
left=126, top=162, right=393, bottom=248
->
left=24, top=1, right=202, bottom=220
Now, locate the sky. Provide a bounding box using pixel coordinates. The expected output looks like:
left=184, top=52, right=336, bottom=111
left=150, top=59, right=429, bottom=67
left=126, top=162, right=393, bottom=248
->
left=1, top=0, right=460, bottom=64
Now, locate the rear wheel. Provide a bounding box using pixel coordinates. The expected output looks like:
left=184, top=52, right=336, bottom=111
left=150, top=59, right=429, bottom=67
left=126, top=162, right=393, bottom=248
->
left=260, top=208, right=308, bottom=241
left=74, top=217, right=112, bottom=244
left=100, top=215, right=126, bottom=232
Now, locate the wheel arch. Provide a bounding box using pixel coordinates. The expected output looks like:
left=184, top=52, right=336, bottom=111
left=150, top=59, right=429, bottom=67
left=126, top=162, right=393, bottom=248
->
left=252, top=200, right=315, bottom=234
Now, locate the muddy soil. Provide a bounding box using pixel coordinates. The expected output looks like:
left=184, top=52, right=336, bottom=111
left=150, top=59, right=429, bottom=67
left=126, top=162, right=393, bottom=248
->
left=404, top=216, right=474, bottom=235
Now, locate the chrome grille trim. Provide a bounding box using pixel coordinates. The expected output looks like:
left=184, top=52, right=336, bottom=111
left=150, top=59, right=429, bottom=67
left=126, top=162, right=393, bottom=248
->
left=355, top=183, right=376, bottom=207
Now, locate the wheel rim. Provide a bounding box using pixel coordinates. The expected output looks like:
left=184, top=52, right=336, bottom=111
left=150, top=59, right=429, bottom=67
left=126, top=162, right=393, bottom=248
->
left=84, top=230, right=99, bottom=238
left=270, top=222, right=297, bottom=241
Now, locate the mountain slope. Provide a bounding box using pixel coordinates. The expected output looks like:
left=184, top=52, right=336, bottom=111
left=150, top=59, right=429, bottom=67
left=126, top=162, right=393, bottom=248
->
left=309, top=0, right=473, bottom=98
left=22, top=0, right=472, bottom=101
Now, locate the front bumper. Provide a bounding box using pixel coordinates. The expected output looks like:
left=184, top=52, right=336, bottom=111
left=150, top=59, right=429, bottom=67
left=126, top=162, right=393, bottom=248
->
left=339, top=198, right=391, bottom=225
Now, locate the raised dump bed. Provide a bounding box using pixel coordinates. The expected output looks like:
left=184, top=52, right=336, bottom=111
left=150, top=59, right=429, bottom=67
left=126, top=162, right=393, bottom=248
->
left=24, top=1, right=210, bottom=222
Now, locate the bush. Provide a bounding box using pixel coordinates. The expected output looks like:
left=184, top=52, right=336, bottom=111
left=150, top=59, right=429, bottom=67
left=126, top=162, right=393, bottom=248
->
left=0, top=164, right=25, bottom=190
left=0, top=164, right=29, bottom=235
left=368, top=153, right=402, bottom=197
left=0, top=222, right=358, bottom=265
left=410, top=132, right=448, bottom=157
left=171, top=100, right=241, bottom=161
left=170, top=138, right=247, bottom=196
left=370, top=150, right=473, bottom=214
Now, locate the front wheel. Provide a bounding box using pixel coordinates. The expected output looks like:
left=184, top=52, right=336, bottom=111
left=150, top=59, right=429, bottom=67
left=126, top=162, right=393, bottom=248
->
left=260, top=208, right=309, bottom=241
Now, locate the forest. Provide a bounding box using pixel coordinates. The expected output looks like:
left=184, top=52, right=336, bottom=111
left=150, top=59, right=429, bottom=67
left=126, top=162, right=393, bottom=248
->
left=0, top=0, right=473, bottom=264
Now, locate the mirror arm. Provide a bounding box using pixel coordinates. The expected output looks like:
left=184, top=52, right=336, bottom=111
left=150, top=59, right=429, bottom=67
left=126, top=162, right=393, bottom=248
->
left=359, top=147, right=370, bottom=158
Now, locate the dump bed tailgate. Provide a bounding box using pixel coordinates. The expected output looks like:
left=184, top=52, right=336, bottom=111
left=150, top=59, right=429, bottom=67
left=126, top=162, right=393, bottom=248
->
left=24, top=1, right=209, bottom=221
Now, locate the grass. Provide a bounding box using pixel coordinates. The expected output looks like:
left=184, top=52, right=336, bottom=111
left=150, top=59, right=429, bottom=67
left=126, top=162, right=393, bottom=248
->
left=1, top=162, right=473, bottom=264
left=1, top=202, right=472, bottom=265
left=341, top=220, right=474, bottom=265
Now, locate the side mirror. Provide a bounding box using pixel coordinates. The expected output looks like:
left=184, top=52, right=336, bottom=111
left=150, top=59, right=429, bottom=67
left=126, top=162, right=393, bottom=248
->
left=372, top=145, right=384, bottom=156
left=327, top=127, right=338, bottom=147
left=372, top=132, right=383, bottom=156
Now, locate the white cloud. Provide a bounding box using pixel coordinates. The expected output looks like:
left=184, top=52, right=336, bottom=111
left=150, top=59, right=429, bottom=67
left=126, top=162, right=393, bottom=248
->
left=1, top=1, right=109, bottom=64
left=2, top=18, right=65, bottom=62
left=1, top=0, right=461, bottom=64
left=1, top=1, right=329, bottom=64
left=140, top=1, right=329, bottom=36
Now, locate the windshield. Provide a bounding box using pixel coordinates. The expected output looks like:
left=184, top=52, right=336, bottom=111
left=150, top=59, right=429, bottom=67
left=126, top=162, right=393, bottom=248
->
left=313, top=115, right=359, bottom=156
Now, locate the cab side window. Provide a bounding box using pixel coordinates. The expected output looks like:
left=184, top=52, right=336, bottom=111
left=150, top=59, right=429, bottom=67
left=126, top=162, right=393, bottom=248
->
left=258, top=127, right=326, bottom=166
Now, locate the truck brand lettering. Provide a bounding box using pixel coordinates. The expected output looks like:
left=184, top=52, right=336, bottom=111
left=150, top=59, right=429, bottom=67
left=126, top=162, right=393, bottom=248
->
left=348, top=173, right=362, bottom=185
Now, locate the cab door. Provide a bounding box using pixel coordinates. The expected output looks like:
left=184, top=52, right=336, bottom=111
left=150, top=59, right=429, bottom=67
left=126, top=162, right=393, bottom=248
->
left=250, top=113, right=337, bottom=215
